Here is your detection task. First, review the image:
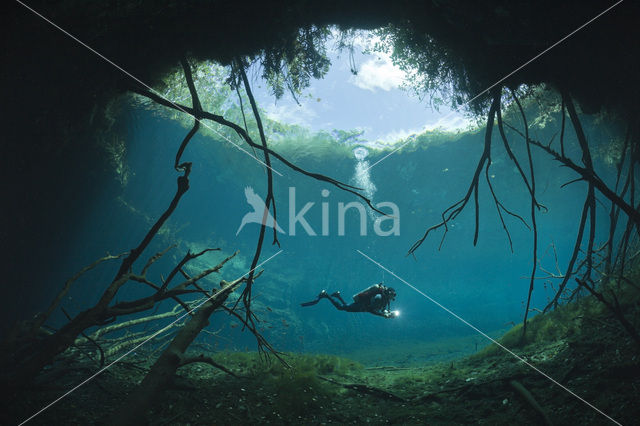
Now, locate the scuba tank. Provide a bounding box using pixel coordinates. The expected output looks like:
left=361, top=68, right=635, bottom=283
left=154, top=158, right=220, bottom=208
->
left=353, top=283, right=384, bottom=303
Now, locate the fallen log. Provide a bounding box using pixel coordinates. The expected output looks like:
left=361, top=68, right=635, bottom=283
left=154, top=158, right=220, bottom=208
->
left=111, top=278, right=244, bottom=426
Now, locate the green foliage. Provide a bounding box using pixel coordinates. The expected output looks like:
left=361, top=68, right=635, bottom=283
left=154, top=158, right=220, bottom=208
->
left=225, top=26, right=331, bottom=101
left=475, top=311, right=572, bottom=359
left=270, top=127, right=354, bottom=163
left=132, top=60, right=246, bottom=152
left=373, top=25, right=484, bottom=113
left=332, top=129, right=366, bottom=145
left=261, top=26, right=331, bottom=100
left=209, top=352, right=362, bottom=417
left=211, top=351, right=362, bottom=379
left=254, top=353, right=363, bottom=378
left=472, top=287, right=625, bottom=360
left=128, top=43, right=480, bottom=173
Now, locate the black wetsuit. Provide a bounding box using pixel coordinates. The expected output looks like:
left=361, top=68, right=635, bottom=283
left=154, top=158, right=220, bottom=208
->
left=326, top=290, right=388, bottom=314
left=301, top=284, right=395, bottom=318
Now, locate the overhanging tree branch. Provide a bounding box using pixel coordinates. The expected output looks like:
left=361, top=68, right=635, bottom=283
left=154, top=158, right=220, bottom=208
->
left=235, top=59, right=279, bottom=329
left=408, top=90, right=501, bottom=255
left=511, top=91, right=539, bottom=334
left=130, top=86, right=385, bottom=215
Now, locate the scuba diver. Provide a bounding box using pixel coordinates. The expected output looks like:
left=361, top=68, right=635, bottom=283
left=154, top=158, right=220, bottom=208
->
left=301, top=283, right=398, bottom=318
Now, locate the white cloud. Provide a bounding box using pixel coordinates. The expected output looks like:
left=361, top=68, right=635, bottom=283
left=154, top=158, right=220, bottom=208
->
left=377, top=127, right=423, bottom=145
left=340, top=32, right=407, bottom=92
left=372, top=112, right=475, bottom=146
left=351, top=55, right=405, bottom=92
left=263, top=102, right=317, bottom=127
left=423, top=113, right=475, bottom=131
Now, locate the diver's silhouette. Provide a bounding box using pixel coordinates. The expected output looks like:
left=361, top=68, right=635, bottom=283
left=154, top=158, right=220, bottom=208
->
left=301, top=283, right=398, bottom=318
left=236, top=186, right=285, bottom=235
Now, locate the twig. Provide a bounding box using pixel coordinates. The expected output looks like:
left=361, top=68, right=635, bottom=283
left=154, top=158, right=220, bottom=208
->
left=221, top=303, right=287, bottom=365
left=131, top=86, right=385, bottom=214
left=543, top=195, right=589, bottom=312
left=408, top=91, right=501, bottom=254
left=511, top=90, right=539, bottom=335
left=318, top=375, right=405, bottom=402
left=35, top=251, right=127, bottom=333
left=179, top=354, right=239, bottom=378
left=235, top=59, right=279, bottom=329
left=575, top=278, right=640, bottom=346
left=174, top=57, right=202, bottom=171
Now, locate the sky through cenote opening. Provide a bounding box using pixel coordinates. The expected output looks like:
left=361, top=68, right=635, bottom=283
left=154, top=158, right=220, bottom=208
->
left=6, top=2, right=639, bottom=423
left=102, top=27, right=622, bottom=365
left=250, top=30, right=474, bottom=148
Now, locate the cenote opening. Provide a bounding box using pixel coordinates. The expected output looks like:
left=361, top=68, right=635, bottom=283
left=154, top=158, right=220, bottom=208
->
left=2, top=2, right=639, bottom=425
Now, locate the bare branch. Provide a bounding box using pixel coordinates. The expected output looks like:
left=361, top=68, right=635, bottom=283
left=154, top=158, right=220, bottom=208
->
left=86, top=304, right=184, bottom=341
left=543, top=195, right=589, bottom=312
left=528, top=140, right=640, bottom=228
left=160, top=247, right=221, bottom=292
left=178, top=354, right=238, bottom=378
left=141, top=245, right=176, bottom=276
left=408, top=91, right=500, bottom=255
left=36, top=251, right=128, bottom=333
left=130, top=86, right=386, bottom=215
left=174, top=57, right=203, bottom=171
left=235, top=59, right=279, bottom=326
left=222, top=305, right=288, bottom=366
left=510, top=90, right=538, bottom=334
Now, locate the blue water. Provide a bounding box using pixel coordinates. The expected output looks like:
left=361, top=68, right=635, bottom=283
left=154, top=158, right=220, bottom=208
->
left=39, top=93, right=619, bottom=365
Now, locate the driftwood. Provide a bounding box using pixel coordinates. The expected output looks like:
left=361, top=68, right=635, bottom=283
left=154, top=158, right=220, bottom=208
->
left=318, top=375, right=405, bottom=402
left=3, top=59, right=219, bottom=387
left=411, top=374, right=553, bottom=424
left=364, top=366, right=411, bottom=371
left=179, top=354, right=239, bottom=378
left=111, top=278, right=244, bottom=426
left=84, top=303, right=184, bottom=342
left=509, top=379, right=553, bottom=425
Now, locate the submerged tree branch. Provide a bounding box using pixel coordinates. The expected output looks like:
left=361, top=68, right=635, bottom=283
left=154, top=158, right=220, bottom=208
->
left=5, top=161, right=193, bottom=386
left=112, top=278, right=246, bottom=426
left=130, top=86, right=385, bottom=215
left=563, top=91, right=597, bottom=283
left=179, top=354, right=239, bottom=378
left=235, top=60, right=279, bottom=330
left=511, top=91, right=539, bottom=334
left=174, top=57, right=203, bottom=171
left=530, top=140, right=640, bottom=225
left=575, top=278, right=640, bottom=347
left=408, top=91, right=500, bottom=255
left=32, top=251, right=128, bottom=337
left=543, top=196, right=589, bottom=312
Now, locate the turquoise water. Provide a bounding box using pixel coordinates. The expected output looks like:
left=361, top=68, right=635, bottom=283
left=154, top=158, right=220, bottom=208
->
left=41, top=89, right=619, bottom=365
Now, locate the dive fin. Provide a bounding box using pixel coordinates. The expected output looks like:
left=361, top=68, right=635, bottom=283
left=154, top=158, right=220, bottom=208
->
left=300, top=298, right=320, bottom=307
